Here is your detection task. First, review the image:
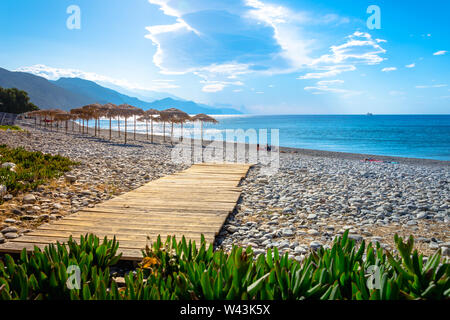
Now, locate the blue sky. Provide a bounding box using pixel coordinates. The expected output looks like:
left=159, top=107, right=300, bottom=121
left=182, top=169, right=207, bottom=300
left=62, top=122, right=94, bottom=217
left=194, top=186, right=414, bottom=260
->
left=0, top=0, right=449, bottom=114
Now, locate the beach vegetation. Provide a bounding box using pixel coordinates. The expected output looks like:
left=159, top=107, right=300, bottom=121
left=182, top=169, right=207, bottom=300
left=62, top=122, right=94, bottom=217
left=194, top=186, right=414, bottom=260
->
left=0, top=87, right=39, bottom=114
left=0, top=145, right=78, bottom=200
left=0, top=231, right=448, bottom=300
left=0, top=125, right=22, bottom=131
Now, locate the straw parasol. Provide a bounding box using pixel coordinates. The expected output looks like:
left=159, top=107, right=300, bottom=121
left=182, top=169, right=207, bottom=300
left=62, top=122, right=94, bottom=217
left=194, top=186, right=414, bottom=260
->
left=191, top=114, right=218, bottom=148
left=144, top=109, right=160, bottom=143
left=117, top=104, right=140, bottom=144
left=53, top=111, right=72, bottom=133
left=160, top=108, right=190, bottom=146
left=132, top=107, right=145, bottom=141
left=26, top=110, right=42, bottom=128
left=80, top=103, right=102, bottom=136
left=70, top=108, right=85, bottom=133
left=102, top=103, right=117, bottom=140
left=44, top=109, right=65, bottom=131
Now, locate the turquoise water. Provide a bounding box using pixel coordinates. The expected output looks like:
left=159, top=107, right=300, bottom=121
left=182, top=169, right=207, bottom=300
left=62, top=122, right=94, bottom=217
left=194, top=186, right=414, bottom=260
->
left=97, top=115, right=450, bottom=161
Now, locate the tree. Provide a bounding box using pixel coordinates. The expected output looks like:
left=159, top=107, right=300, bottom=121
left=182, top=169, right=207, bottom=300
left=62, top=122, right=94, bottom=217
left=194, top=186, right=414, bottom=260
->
left=0, top=87, right=39, bottom=114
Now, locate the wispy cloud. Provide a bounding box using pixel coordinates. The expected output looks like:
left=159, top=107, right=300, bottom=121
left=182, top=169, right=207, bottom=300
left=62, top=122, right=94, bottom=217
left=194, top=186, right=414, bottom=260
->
left=298, top=31, right=386, bottom=79
left=298, top=65, right=356, bottom=79
left=433, top=50, right=447, bottom=56
left=200, top=80, right=244, bottom=93
left=405, top=63, right=415, bottom=68
left=381, top=67, right=397, bottom=72
left=304, top=79, right=361, bottom=97
left=15, top=64, right=180, bottom=91
left=415, top=84, right=447, bottom=89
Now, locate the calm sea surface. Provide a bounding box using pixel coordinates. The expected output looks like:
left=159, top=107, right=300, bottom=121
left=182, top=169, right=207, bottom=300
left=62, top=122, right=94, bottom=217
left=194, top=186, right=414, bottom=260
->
left=97, top=115, right=450, bottom=161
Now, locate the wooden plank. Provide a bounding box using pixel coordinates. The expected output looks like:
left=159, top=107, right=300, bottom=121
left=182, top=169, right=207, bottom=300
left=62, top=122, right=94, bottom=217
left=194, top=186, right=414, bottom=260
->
left=0, top=163, right=252, bottom=261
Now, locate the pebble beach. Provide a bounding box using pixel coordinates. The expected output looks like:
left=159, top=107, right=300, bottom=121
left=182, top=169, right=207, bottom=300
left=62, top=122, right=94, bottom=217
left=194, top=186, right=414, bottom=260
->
left=1, top=120, right=449, bottom=259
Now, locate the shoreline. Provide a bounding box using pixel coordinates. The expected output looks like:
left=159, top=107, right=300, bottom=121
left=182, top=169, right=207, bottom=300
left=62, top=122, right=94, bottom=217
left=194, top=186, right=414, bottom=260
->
left=32, top=119, right=450, bottom=168
left=1, top=120, right=449, bottom=259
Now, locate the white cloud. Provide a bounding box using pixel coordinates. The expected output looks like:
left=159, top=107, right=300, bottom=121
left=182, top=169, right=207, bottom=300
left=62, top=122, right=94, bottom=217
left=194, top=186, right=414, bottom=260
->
left=433, top=50, right=447, bottom=56
left=15, top=64, right=180, bottom=91
left=145, top=0, right=353, bottom=85
left=381, top=67, right=397, bottom=72
left=200, top=79, right=243, bottom=92
left=375, top=39, right=387, bottom=43
left=298, top=65, right=356, bottom=79
left=304, top=79, right=361, bottom=97
left=317, top=79, right=344, bottom=85
left=202, top=83, right=226, bottom=92
left=405, top=63, right=415, bottom=68
left=298, top=31, right=386, bottom=80
left=415, top=84, right=447, bottom=89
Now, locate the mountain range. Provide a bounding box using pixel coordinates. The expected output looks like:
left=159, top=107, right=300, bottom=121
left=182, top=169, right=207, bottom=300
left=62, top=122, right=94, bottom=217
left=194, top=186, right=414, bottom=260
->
left=0, top=67, right=242, bottom=114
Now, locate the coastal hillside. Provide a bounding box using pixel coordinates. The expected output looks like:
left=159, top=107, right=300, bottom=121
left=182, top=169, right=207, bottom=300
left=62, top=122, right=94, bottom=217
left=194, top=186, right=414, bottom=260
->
left=0, top=67, right=92, bottom=110
left=0, top=67, right=242, bottom=114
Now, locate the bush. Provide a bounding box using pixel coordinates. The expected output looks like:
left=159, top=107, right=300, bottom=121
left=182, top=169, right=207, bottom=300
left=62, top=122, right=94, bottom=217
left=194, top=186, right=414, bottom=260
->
left=0, top=145, right=78, bottom=199
left=0, top=125, right=22, bottom=131
left=0, top=87, right=38, bottom=114
left=0, top=231, right=448, bottom=300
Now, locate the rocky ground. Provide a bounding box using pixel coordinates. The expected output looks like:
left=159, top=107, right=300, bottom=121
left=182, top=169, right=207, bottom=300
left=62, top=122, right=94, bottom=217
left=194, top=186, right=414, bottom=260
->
left=0, top=122, right=187, bottom=244
left=217, top=153, right=450, bottom=258
left=1, top=120, right=449, bottom=260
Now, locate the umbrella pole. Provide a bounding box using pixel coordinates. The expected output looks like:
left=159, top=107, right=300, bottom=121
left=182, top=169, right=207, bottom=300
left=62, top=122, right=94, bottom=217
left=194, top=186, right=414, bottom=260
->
left=118, top=117, right=120, bottom=138
left=134, top=115, right=136, bottom=141
left=201, top=121, right=204, bottom=162
left=163, top=122, right=166, bottom=142
left=109, top=117, right=112, bottom=140
left=151, top=118, right=154, bottom=144
left=125, top=118, right=127, bottom=144
left=146, top=120, right=149, bottom=140
left=181, top=122, right=183, bottom=142
left=171, top=122, right=174, bottom=146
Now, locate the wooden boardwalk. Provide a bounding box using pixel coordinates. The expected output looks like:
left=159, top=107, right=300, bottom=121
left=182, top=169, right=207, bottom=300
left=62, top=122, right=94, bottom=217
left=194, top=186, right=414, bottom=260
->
left=0, top=163, right=252, bottom=260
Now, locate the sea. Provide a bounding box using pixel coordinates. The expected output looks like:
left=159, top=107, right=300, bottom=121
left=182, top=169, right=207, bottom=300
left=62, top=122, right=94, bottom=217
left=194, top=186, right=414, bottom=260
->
left=96, top=115, right=450, bottom=161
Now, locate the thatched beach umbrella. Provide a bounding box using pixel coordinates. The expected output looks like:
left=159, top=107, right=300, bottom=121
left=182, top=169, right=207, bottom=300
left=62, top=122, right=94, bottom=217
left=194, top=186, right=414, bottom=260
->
left=80, top=103, right=102, bottom=136
left=70, top=108, right=85, bottom=133
left=118, top=104, right=140, bottom=144
left=145, top=109, right=160, bottom=143
left=45, top=109, right=65, bottom=131
left=27, top=110, right=42, bottom=128
left=160, top=108, right=190, bottom=146
left=191, top=114, right=218, bottom=148
left=132, top=108, right=144, bottom=141
left=53, top=111, right=72, bottom=133
left=103, top=103, right=117, bottom=140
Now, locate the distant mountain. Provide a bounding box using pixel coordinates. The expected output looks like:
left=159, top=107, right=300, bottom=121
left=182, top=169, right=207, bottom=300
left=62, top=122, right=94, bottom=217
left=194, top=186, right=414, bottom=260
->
left=52, top=77, right=156, bottom=109
left=148, top=98, right=242, bottom=115
left=0, top=67, right=92, bottom=110
left=99, top=82, right=182, bottom=102
left=0, top=67, right=243, bottom=114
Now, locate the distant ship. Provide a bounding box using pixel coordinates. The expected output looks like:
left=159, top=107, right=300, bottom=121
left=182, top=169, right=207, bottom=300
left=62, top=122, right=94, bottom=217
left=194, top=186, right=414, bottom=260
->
left=366, top=112, right=373, bottom=116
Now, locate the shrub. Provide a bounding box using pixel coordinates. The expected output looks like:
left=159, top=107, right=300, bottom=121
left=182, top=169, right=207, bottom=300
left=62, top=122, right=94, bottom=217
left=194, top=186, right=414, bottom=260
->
left=0, top=145, right=78, bottom=199
left=0, top=234, right=121, bottom=300
left=0, top=125, right=22, bottom=131
left=0, top=231, right=448, bottom=300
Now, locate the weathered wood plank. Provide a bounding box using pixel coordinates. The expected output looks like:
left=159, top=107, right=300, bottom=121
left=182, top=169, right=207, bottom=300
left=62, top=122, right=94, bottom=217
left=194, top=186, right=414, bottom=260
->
left=0, top=163, right=252, bottom=261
